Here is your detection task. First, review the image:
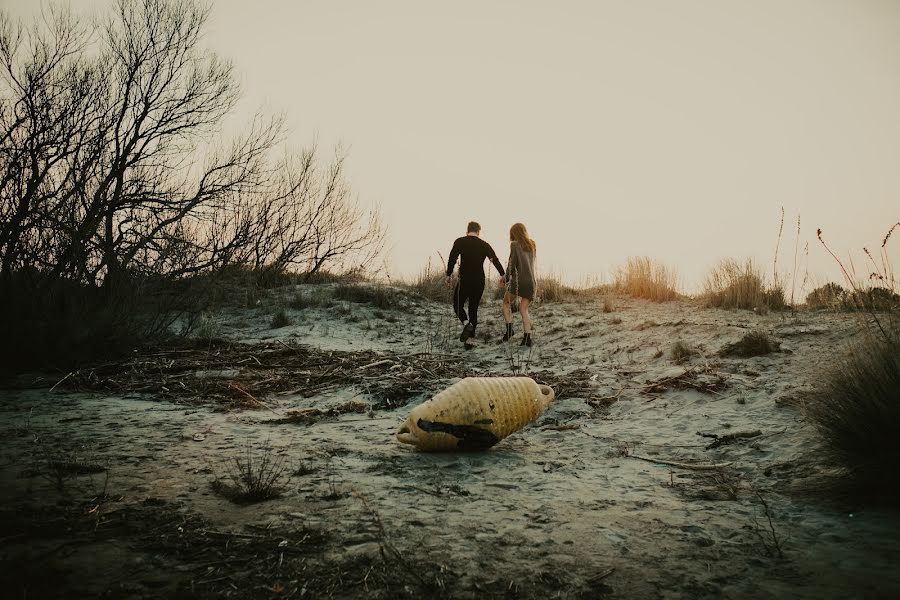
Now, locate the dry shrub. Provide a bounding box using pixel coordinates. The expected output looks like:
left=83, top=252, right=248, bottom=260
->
left=614, top=257, right=677, bottom=302
left=719, top=330, right=780, bottom=357
left=806, top=282, right=847, bottom=310
left=0, top=272, right=177, bottom=370
left=805, top=333, right=900, bottom=499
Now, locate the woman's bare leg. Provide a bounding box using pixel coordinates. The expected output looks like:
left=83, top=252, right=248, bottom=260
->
left=502, top=291, right=513, bottom=323
left=520, top=298, right=531, bottom=333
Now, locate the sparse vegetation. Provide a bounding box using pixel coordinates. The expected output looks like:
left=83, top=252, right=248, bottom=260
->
left=602, top=296, right=615, bottom=313
left=333, top=283, right=400, bottom=309
left=702, top=258, right=789, bottom=311
left=614, top=257, right=677, bottom=302
left=406, top=257, right=449, bottom=302
left=211, top=443, right=287, bottom=504
left=703, top=259, right=767, bottom=310
left=806, top=282, right=847, bottom=309
left=0, top=0, right=383, bottom=369
left=270, top=309, right=293, bottom=329
left=719, top=330, right=780, bottom=357
left=670, top=341, right=694, bottom=364
left=805, top=333, right=900, bottom=499
left=807, top=222, right=900, bottom=500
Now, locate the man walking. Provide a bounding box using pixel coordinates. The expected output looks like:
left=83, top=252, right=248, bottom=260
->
left=446, top=221, right=505, bottom=349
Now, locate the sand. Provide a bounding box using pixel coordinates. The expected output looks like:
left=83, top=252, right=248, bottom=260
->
left=2, top=284, right=899, bottom=599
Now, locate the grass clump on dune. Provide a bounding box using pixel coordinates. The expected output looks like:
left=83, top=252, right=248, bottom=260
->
left=805, top=333, right=900, bottom=500
left=670, top=341, right=695, bottom=363
left=333, top=283, right=400, bottom=309
left=211, top=444, right=287, bottom=505
left=614, top=257, right=677, bottom=302
left=703, top=259, right=771, bottom=310
left=719, top=330, right=780, bottom=357
left=270, top=309, right=293, bottom=329
left=808, top=222, right=900, bottom=500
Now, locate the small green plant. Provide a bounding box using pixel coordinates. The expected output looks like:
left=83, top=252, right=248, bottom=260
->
left=719, top=330, right=780, bottom=357
left=211, top=443, right=287, bottom=504
left=270, top=308, right=293, bottom=329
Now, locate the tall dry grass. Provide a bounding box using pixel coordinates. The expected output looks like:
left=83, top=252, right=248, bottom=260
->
left=804, top=331, right=900, bottom=499
left=405, top=256, right=450, bottom=302
left=614, top=257, right=677, bottom=302
left=805, top=222, right=900, bottom=500
left=703, top=259, right=785, bottom=310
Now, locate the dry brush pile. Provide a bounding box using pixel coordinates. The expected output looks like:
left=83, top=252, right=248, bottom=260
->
left=54, top=340, right=615, bottom=417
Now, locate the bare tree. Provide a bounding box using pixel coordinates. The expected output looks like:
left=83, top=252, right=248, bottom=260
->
left=1, top=0, right=384, bottom=293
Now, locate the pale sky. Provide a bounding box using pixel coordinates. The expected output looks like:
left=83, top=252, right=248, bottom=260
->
left=6, top=0, right=900, bottom=291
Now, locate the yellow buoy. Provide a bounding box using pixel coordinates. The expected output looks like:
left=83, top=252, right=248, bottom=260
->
left=395, top=377, right=555, bottom=451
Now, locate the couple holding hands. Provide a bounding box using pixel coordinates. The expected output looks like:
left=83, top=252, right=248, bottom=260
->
left=445, top=221, right=536, bottom=350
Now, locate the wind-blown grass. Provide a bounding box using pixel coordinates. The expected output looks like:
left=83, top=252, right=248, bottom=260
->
left=614, top=257, right=677, bottom=302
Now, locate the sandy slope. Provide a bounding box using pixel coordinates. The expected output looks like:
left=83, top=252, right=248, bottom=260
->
left=2, top=286, right=899, bottom=599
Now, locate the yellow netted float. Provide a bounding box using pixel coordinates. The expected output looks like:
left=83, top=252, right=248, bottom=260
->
left=395, top=377, right=555, bottom=451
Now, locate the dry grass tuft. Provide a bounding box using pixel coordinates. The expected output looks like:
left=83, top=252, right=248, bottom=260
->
left=211, top=443, right=287, bottom=504
left=719, top=330, right=780, bottom=357
left=702, top=258, right=788, bottom=311
left=405, top=257, right=449, bottom=302
left=602, top=296, right=615, bottom=313
left=703, top=259, right=765, bottom=310
left=670, top=341, right=695, bottom=364
left=614, top=257, right=677, bottom=302
left=807, top=222, right=900, bottom=500
left=270, top=308, right=293, bottom=329
left=333, top=283, right=400, bottom=309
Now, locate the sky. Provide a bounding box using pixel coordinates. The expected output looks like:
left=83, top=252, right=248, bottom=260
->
left=6, top=0, right=900, bottom=291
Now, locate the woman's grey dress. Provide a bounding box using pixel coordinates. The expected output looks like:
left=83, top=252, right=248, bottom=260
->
left=506, top=241, right=536, bottom=301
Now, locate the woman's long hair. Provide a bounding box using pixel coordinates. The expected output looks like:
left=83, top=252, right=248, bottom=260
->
left=509, top=223, right=536, bottom=254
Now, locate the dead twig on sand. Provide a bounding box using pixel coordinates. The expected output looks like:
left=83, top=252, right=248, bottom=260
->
left=753, top=491, right=786, bottom=559
left=641, top=364, right=727, bottom=395
left=48, top=371, right=73, bottom=393
left=628, top=452, right=733, bottom=471
left=697, top=429, right=762, bottom=449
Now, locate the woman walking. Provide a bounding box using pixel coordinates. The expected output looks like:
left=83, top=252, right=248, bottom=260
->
left=501, top=223, right=537, bottom=347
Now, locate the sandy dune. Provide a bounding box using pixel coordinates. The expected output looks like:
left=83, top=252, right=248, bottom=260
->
left=2, top=286, right=899, bottom=599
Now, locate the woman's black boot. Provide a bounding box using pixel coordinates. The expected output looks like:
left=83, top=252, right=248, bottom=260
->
left=520, top=332, right=533, bottom=347
left=501, top=323, right=513, bottom=341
